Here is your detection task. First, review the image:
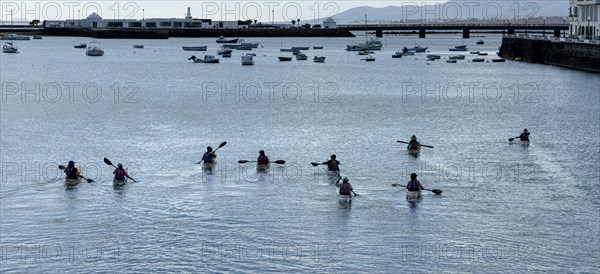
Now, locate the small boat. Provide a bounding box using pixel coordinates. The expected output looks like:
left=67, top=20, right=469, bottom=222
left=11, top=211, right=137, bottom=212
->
left=280, top=48, right=300, bottom=52
left=426, top=54, right=441, bottom=60
left=313, top=46, right=323, bottom=49
left=357, top=50, right=374, bottom=55
left=182, top=46, right=207, bottom=51
left=190, top=55, right=220, bottom=63
left=295, top=52, right=308, bottom=60
left=216, top=36, right=239, bottom=43
left=256, top=164, right=270, bottom=171
left=241, top=54, right=255, bottom=65
left=2, top=42, right=18, bottom=53
left=392, top=51, right=404, bottom=58
left=407, top=148, right=421, bottom=154
left=74, top=43, right=87, bottom=49
left=469, top=51, right=480, bottom=55
left=406, top=190, right=422, bottom=200
left=133, top=45, right=144, bottom=49
left=32, top=34, right=42, bottom=39
left=476, top=40, right=485, bottom=45
left=449, top=47, right=468, bottom=52
left=313, top=56, right=326, bottom=63
left=364, top=55, right=375, bottom=62
left=472, top=58, right=485, bottom=62
left=449, top=55, right=465, bottom=60
left=0, top=33, right=30, bottom=40
left=278, top=56, right=292, bottom=61
left=337, top=188, right=352, bottom=203
left=217, top=46, right=233, bottom=55
left=478, top=52, right=488, bottom=56
left=221, top=52, right=232, bottom=58
left=446, top=59, right=457, bottom=63
left=86, top=42, right=104, bottom=56
left=202, top=160, right=217, bottom=170
left=408, top=45, right=427, bottom=52
left=225, top=40, right=260, bottom=50
left=492, top=58, right=506, bottom=62
left=515, top=57, right=522, bottom=61
left=112, top=177, right=128, bottom=188
left=291, top=46, right=310, bottom=51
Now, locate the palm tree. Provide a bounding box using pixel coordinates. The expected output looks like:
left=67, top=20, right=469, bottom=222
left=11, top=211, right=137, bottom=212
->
left=291, top=20, right=296, bottom=28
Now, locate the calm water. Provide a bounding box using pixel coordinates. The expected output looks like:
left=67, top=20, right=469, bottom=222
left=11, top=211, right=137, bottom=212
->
left=1, top=34, right=599, bottom=273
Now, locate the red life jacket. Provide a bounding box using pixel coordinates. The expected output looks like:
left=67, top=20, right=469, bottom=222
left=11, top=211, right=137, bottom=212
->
left=114, top=169, right=125, bottom=180
left=339, top=183, right=352, bottom=195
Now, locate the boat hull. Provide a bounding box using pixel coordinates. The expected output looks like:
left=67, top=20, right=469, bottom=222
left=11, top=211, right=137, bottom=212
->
left=202, top=160, right=217, bottom=169
left=64, top=178, right=81, bottom=187
left=406, top=190, right=422, bottom=200
left=113, top=177, right=128, bottom=188
left=337, top=188, right=352, bottom=203
left=256, top=164, right=270, bottom=171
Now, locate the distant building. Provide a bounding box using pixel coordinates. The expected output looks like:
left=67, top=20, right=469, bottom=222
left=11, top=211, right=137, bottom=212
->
left=323, top=17, right=337, bottom=29
left=569, top=0, right=600, bottom=40
left=43, top=8, right=245, bottom=29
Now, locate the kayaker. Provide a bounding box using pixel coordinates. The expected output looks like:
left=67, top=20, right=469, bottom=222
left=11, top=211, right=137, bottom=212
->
left=519, top=129, right=530, bottom=141
left=202, top=146, right=217, bottom=163
left=257, top=150, right=269, bottom=165
left=113, top=163, right=129, bottom=180
left=407, top=135, right=421, bottom=149
left=64, top=161, right=79, bottom=180
left=406, top=173, right=424, bottom=191
left=337, top=177, right=353, bottom=195
left=322, top=154, right=340, bottom=171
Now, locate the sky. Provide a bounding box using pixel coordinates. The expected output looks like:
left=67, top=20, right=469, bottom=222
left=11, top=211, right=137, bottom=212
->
left=0, top=1, right=442, bottom=23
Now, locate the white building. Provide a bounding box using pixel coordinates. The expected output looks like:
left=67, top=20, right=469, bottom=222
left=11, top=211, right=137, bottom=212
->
left=569, top=0, right=600, bottom=40
left=323, top=17, right=337, bottom=29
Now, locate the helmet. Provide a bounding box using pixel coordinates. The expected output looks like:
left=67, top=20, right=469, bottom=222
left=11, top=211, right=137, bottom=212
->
left=523, top=129, right=528, bottom=132
left=331, top=154, right=336, bottom=159
left=342, top=177, right=349, bottom=183
left=207, top=146, right=213, bottom=152
left=117, top=163, right=123, bottom=168
left=410, top=173, right=418, bottom=178
left=411, top=135, right=417, bottom=140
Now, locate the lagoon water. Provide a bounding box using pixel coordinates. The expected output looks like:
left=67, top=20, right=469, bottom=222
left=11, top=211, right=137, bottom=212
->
left=1, top=34, right=599, bottom=272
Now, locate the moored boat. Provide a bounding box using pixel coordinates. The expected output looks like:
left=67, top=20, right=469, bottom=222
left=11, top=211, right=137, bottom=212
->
left=74, top=43, right=87, bottom=49
left=190, top=55, right=220, bottom=63
left=216, top=36, right=239, bottom=43
left=2, top=42, right=18, bottom=53
left=278, top=56, right=292, bottom=61
left=183, top=46, right=207, bottom=51
left=86, top=42, right=104, bottom=56
left=449, top=55, right=465, bottom=60
left=313, top=56, right=326, bottom=63
left=476, top=40, right=484, bottom=45
left=472, top=58, right=485, bottom=62
left=364, top=55, right=375, bottom=62
left=492, top=58, right=506, bottom=62
left=241, top=54, right=255, bottom=65
left=133, top=45, right=144, bottom=49
left=313, top=46, right=324, bottom=49
left=295, top=52, right=308, bottom=60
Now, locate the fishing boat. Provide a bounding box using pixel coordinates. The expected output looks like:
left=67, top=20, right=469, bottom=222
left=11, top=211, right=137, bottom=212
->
left=112, top=177, right=128, bottom=188
left=216, top=36, right=239, bottom=43
left=406, top=189, right=422, bottom=200
left=224, top=40, right=260, bottom=50
left=426, top=54, right=441, bottom=60
left=182, top=46, right=207, bottom=51
left=74, top=43, right=87, bottom=49
left=295, top=52, right=308, bottom=60
left=364, top=55, right=375, bottom=62
left=86, top=42, right=104, bottom=56
left=337, top=188, right=352, bottom=203
left=190, top=55, right=220, bottom=63
left=449, top=45, right=468, bottom=51
left=346, top=15, right=383, bottom=51
left=313, top=56, right=326, bottom=63
left=241, top=54, right=255, bottom=65
left=278, top=56, right=292, bottom=61
left=408, top=44, right=427, bottom=52
left=133, top=45, right=144, bottom=49
left=2, top=42, right=18, bottom=53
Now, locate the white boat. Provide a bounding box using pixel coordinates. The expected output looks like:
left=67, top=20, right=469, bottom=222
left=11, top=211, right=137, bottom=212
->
left=224, top=40, right=260, bottom=50
left=183, top=46, right=207, bottom=51
left=2, top=42, right=18, bottom=53
left=337, top=188, right=352, bottom=203
left=406, top=189, right=422, bottom=200
left=295, top=52, right=308, bottom=60
left=313, top=56, right=326, bottom=63
left=86, top=42, right=104, bottom=56
left=216, top=36, right=239, bottom=43
left=241, top=54, right=255, bottom=65
left=191, top=55, right=220, bottom=63
left=0, top=33, right=30, bottom=40
left=408, top=45, right=427, bottom=52
left=217, top=46, right=233, bottom=55
left=112, top=177, right=128, bottom=188
left=357, top=50, right=374, bottom=55
left=427, top=54, right=441, bottom=60
left=346, top=39, right=382, bottom=51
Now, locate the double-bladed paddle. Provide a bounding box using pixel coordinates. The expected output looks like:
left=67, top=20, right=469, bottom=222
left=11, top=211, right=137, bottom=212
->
left=391, top=183, right=443, bottom=195
left=238, top=160, right=286, bottom=165
left=196, top=141, right=227, bottom=164
left=103, top=158, right=137, bottom=182
left=58, top=165, right=94, bottom=183
left=508, top=137, right=521, bottom=142
left=397, top=140, right=434, bottom=148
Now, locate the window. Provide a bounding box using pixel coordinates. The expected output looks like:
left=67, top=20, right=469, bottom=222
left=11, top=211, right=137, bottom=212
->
left=130, top=22, right=142, bottom=28
left=107, top=22, right=123, bottom=28
left=160, top=22, right=172, bottom=27
left=146, top=22, right=156, bottom=28
left=174, top=22, right=182, bottom=28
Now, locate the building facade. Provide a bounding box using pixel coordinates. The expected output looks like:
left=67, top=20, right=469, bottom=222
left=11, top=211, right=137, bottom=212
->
left=569, top=0, right=600, bottom=40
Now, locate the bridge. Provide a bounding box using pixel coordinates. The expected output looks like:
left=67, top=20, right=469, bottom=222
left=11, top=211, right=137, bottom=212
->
left=336, top=23, right=569, bottom=38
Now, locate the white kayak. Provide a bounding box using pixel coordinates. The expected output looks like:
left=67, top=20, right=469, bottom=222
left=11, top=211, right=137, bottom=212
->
left=113, top=177, right=128, bottom=188
left=337, top=188, right=352, bottom=203
left=406, top=189, right=422, bottom=200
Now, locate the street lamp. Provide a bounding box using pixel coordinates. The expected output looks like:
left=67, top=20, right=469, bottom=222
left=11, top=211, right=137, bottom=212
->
left=587, top=16, right=591, bottom=39
left=143, top=9, right=145, bottom=20
left=543, top=17, right=546, bottom=36
left=525, top=18, right=528, bottom=35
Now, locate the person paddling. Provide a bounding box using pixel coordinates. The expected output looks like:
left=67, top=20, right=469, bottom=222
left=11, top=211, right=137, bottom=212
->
left=337, top=177, right=354, bottom=196
left=257, top=150, right=269, bottom=165
left=519, top=129, right=530, bottom=141
left=406, top=173, right=424, bottom=192
left=113, top=163, right=134, bottom=181
left=202, top=146, right=217, bottom=163
left=407, top=135, right=421, bottom=149
left=64, top=161, right=80, bottom=180
left=322, top=154, right=340, bottom=172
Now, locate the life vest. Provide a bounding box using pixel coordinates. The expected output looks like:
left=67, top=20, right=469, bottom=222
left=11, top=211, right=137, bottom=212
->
left=408, top=180, right=421, bottom=191
left=408, top=140, right=420, bottom=149
left=520, top=132, right=530, bottom=141
left=202, top=152, right=214, bottom=163
left=339, top=183, right=352, bottom=195
left=328, top=160, right=339, bottom=171
left=65, top=167, right=79, bottom=179
left=114, top=169, right=125, bottom=180
left=257, top=155, right=269, bottom=165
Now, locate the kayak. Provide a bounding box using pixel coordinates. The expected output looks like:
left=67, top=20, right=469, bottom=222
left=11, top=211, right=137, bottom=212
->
left=256, top=164, right=270, bottom=171
left=64, top=167, right=82, bottom=187
left=519, top=140, right=530, bottom=146
left=202, top=160, right=217, bottom=170
left=407, top=148, right=421, bottom=154
left=113, top=177, right=128, bottom=188
left=337, top=188, right=352, bottom=203
left=406, top=189, right=422, bottom=200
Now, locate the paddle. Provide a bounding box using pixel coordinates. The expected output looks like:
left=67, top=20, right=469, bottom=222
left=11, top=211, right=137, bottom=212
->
left=311, top=162, right=322, bottom=167
left=238, top=160, right=286, bottom=164
left=391, top=183, right=443, bottom=195
left=196, top=141, right=227, bottom=164
left=103, top=158, right=137, bottom=182
left=58, top=165, right=94, bottom=183
left=508, top=136, right=520, bottom=142
left=397, top=140, right=434, bottom=148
